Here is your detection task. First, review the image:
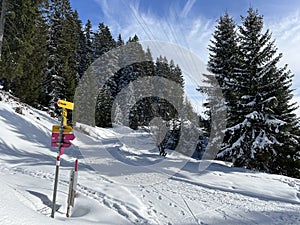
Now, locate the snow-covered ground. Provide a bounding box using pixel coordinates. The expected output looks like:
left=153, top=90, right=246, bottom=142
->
left=0, top=90, right=299, bottom=225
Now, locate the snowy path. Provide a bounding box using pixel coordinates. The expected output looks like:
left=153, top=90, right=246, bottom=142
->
left=2, top=161, right=299, bottom=225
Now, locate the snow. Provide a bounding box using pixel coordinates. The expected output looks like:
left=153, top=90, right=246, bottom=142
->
left=0, top=90, right=300, bottom=225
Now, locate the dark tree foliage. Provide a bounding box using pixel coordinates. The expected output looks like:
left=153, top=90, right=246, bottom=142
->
left=93, top=23, right=117, bottom=127
left=77, top=20, right=93, bottom=79
left=46, top=0, right=80, bottom=112
left=204, top=8, right=300, bottom=178
left=0, top=0, right=48, bottom=107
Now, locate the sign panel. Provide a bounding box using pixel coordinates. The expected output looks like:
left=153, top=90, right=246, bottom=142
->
left=57, top=100, right=74, bottom=110
left=51, top=133, right=75, bottom=148
left=51, top=133, right=75, bottom=142
left=63, top=133, right=76, bottom=141
left=52, top=125, right=73, bottom=133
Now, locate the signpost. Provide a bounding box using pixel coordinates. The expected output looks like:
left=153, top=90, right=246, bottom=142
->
left=66, top=159, right=78, bottom=217
left=51, top=100, right=75, bottom=218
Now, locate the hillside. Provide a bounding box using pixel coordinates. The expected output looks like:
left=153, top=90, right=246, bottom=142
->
left=0, top=90, right=299, bottom=225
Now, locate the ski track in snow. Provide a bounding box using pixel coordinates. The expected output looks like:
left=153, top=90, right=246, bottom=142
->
left=136, top=178, right=300, bottom=225
left=76, top=183, right=150, bottom=225
left=0, top=165, right=150, bottom=224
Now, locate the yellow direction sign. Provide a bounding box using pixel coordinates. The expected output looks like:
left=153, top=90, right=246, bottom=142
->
left=57, top=100, right=74, bottom=110
left=52, top=125, right=73, bottom=133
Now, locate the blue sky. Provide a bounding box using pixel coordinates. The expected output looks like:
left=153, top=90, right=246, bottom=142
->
left=70, top=0, right=300, bottom=114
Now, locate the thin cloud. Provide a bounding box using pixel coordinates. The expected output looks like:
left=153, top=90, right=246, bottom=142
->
left=267, top=11, right=300, bottom=97
left=92, top=0, right=214, bottom=60
left=180, top=0, right=196, bottom=18
left=94, top=0, right=109, bottom=18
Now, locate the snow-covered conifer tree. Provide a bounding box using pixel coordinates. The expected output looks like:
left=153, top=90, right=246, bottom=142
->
left=218, top=8, right=299, bottom=177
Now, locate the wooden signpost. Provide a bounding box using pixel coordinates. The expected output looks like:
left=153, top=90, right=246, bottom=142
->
left=51, top=100, right=76, bottom=218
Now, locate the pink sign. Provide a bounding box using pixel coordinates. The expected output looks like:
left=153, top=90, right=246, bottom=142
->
left=51, top=132, right=75, bottom=148
left=63, top=133, right=75, bottom=141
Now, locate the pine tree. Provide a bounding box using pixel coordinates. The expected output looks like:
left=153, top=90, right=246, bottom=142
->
left=116, top=33, right=124, bottom=47
left=0, top=0, right=8, bottom=59
left=112, top=36, right=150, bottom=128
left=46, top=0, right=65, bottom=108
left=0, top=0, right=48, bottom=106
left=80, top=19, right=94, bottom=76
left=200, top=11, right=240, bottom=162
left=169, top=59, right=184, bottom=116
left=207, top=12, right=239, bottom=128
left=148, top=56, right=187, bottom=152
left=154, top=56, right=171, bottom=119
left=93, top=22, right=116, bottom=61
left=92, top=23, right=118, bottom=127
left=60, top=7, right=80, bottom=102
left=46, top=0, right=80, bottom=111
left=74, top=11, right=86, bottom=79
left=217, top=8, right=300, bottom=177
left=96, top=86, right=113, bottom=127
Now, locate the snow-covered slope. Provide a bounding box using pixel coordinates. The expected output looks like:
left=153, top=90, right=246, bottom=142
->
left=0, top=91, right=299, bottom=225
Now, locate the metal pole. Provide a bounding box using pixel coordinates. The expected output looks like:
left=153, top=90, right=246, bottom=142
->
left=51, top=109, right=65, bottom=218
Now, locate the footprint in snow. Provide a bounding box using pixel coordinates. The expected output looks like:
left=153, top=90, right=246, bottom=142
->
left=160, top=213, right=167, bottom=218
left=169, top=202, right=178, bottom=208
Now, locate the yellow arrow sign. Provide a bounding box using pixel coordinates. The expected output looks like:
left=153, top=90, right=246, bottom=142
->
left=57, top=100, right=74, bottom=110
left=52, top=125, right=73, bottom=133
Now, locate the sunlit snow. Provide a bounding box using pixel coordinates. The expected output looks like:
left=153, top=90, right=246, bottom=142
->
left=0, top=91, right=299, bottom=225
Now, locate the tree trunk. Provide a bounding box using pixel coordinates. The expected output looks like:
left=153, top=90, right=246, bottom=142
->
left=0, top=0, right=7, bottom=60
